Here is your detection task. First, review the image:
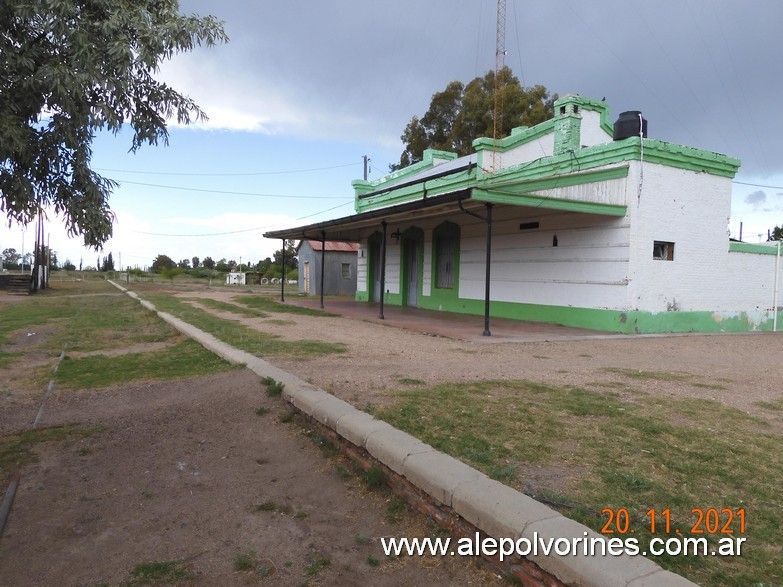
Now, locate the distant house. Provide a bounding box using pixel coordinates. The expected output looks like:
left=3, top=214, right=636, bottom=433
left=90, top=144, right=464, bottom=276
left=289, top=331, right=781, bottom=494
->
left=225, top=272, right=246, bottom=285
left=297, top=240, right=358, bottom=296
left=266, top=95, right=782, bottom=334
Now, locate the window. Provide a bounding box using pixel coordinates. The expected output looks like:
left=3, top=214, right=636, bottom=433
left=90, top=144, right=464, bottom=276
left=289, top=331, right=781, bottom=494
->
left=653, top=241, right=674, bottom=261
left=437, top=235, right=455, bottom=288
left=341, top=263, right=351, bottom=279
left=433, top=221, right=459, bottom=289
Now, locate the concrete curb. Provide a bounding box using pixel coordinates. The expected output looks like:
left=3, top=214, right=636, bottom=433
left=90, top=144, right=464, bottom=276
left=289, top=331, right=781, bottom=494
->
left=109, top=281, right=697, bottom=587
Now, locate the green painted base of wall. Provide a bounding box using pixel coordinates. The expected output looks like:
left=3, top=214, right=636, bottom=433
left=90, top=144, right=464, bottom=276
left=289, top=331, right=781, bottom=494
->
left=355, top=291, right=369, bottom=302
left=400, top=295, right=782, bottom=334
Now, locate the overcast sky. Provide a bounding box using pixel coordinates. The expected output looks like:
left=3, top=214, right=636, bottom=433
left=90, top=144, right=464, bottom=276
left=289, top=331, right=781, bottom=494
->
left=4, top=0, right=783, bottom=269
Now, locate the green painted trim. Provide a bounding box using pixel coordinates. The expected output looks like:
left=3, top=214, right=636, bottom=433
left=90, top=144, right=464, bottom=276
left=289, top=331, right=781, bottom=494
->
left=473, top=120, right=555, bottom=152
left=729, top=242, right=782, bottom=255
left=473, top=96, right=613, bottom=155
left=554, top=95, right=614, bottom=136
left=485, top=165, right=628, bottom=192
left=352, top=148, right=458, bottom=198
left=472, top=189, right=627, bottom=217
left=354, top=96, right=739, bottom=215
left=491, top=138, right=739, bottom=181
left=395, top=294, right=783, bottom=334
left=355, top=290, right=369, bottom=302
left=633, top=138, right=741, bottom=178
left=356, top=166, right=476, bottom=213
left=429, top=222, right=461, bottom=306
left=554, top=113, right=581, bottom=155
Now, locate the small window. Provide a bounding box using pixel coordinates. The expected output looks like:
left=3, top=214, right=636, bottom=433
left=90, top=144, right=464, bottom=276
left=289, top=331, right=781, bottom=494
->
left=341, top=263, right=351, bottom=279
left=433, top=222, right=460, bottom=290
left=653, top=241, right=674, bottom=261
left=436, top=234, right=456, bottom=288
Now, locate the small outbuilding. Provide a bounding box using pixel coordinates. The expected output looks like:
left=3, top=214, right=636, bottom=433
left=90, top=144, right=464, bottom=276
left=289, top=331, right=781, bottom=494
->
left=225, top=272, right=246, bottom=286
left=297, top=240, right=358, bottom=296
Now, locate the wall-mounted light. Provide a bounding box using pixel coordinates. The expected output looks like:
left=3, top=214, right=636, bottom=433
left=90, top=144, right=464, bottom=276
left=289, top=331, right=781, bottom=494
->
left=390, top=229, right=402, bottom=242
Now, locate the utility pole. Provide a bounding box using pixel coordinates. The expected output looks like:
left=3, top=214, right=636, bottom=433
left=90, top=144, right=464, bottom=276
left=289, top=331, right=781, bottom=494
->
left=492, top=0, right=507, bottom=173
left=363, top=155, right=369, bottom=181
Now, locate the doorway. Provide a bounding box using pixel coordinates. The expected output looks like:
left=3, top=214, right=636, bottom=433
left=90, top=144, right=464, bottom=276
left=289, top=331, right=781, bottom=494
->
left=368, top=234, right=382, bottom=302
left=402, top=227, right=423, bottom=307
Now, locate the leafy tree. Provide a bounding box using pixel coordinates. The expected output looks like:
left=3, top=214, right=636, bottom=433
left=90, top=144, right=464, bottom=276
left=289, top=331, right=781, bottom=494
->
left=100, top=252, right=114, bottom=272
left=191, top=256, right=200, bottom=269
left=395, top=67, right=557, bottom=169
left=768, top=226, right=783, bottom=241
left=2, top=247, right=21, bottom=269
left=151, top=253, right=175, bottom=272
left=202, top=256, right=215, bottom=270
left=256, top=257, right=272, bottom=275
left=0, top=0, right=228, bottom=248
left=215, top=258, right=231, bottom=272
left=62, top=259, right=76, bottom=271
left=273, top=240, right=298, bottom=271
left=177, top=258, right=190, bottom=269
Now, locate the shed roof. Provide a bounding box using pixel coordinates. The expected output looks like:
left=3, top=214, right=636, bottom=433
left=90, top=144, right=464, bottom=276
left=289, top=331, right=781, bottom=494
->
left=300, top=240, right=359, bottom=252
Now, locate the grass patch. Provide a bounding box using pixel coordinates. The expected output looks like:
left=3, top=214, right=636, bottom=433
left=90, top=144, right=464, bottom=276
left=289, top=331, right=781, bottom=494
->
left=0, top=281, right=173, bottom=352
left=385, top=496, right=406, bottom=523
left=373, top=379, right=783, bottom=586
left=396, top=377, right=425, bottom=386
left=234, top=550, right=255, bottom=571
left=278, top=411, right=295, bottom=424
left=602, top=367, right=692, bottom=382
left=362, top=466, right=387, bottom=490
left=140, top=293, right=346, bottom=360
left=124, top=560, right=194, bottom=585
left=0, top=350, right=21, bottom=369
left=255, top=406, right=270, bottom=416
left=55, top=339, right=239, bottom=389
left=261, top=376, right=284, bottom=397
left=0, top=424, right=104, bottom=485
left=304, top=557, right=331, bottom=577
left=234, top=294, right=339, bottom=317
left=691, top=382, right=728, bottom=390
left=265, top=319, right=296, bottom=326
left=184, top=297, right=268, bottom=318
left=755, top=399, right=783, bottom=412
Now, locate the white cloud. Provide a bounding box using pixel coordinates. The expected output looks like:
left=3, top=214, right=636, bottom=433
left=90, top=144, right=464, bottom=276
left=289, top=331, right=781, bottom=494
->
left=156, top=53, right=307, bottom=134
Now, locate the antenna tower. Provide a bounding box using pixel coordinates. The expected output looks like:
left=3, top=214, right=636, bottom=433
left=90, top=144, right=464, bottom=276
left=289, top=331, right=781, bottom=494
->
left=492, top=0, right=507, bottom=172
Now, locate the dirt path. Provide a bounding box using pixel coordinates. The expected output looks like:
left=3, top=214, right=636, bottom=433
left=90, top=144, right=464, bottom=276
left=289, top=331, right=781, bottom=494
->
left=4, top=284, right=782, bottom=586
left=0, top=370, right=501, bottom=586
left=181, top=289, right=783, bottom=426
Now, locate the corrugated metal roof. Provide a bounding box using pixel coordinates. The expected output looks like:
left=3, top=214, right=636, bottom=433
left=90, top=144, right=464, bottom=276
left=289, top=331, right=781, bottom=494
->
left=303, top=240, right=359, bottom=252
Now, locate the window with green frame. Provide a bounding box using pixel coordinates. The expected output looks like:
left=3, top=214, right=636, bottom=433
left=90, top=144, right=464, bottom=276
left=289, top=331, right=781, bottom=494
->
left=433, top=221, right=459, bottom=289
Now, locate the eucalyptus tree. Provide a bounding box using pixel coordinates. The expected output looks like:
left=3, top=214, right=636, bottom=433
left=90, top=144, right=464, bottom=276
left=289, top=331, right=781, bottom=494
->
left=395, top=67, right=557, bottom=169
left=1, top=0, right=228, bottom=247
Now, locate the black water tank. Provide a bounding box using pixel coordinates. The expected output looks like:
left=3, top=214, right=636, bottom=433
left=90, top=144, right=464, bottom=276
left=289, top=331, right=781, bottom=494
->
left=613, top=111, right=648, bottom=140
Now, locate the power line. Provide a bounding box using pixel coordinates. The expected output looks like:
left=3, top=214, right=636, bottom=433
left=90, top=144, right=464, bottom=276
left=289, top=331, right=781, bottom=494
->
left=129, top=202, right=354, bottom=238
left=135, top=226, right=271, bottom=237
left=97, top=162, right=357, bottom=177
left=115, top=179, right=348, bottom=199
left=733, top=180, right=783, bottom=190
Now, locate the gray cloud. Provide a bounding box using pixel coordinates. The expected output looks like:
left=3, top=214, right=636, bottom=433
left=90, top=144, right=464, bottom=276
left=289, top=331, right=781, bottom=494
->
left=179, top=0, right=783, bottom=175
left=745, top=190, right=767, bottom=207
